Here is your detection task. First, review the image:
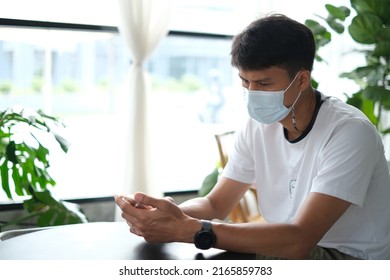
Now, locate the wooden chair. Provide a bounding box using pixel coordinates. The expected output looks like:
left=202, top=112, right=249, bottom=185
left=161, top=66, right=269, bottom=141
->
left=215, top=130, right=235, bottom=169
left=214, top=131, right=263, bottom=223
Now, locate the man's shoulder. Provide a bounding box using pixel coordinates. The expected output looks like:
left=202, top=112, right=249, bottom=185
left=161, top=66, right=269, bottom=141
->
left=315, top=97, right=383, bottom=151
left=312, top=97, right=382, bottom=148
left=318, top=97, right=372, bottom=127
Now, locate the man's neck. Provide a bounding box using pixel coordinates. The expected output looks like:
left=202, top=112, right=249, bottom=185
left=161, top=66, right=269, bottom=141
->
left=282, top=88, right=317, bottom=141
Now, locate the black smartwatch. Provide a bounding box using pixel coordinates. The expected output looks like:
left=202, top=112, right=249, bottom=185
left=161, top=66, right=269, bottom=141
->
left=194, top=220, right=216, bottom=250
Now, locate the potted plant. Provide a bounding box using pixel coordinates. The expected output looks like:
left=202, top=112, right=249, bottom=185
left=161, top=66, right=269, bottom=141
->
left=0, top=106, right=87, bottom=231
left=305, top=0, right=390, bottom=134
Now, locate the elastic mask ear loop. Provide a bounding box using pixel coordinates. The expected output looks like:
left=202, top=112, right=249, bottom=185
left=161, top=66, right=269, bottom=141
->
left=286, top=72, right=303, bottom=132
left=290, top=91, right=303, bottom=132
left=283, top=72, right=300, bottom=94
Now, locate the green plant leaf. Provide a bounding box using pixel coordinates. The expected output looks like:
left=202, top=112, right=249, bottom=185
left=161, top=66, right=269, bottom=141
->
left=373, top=41, right=390, bottom=57
left=21, top=172, right=31, bottom=196
left=23, top=189, right=88, bottom=227
left=349, top=14, right=383, bottom=44
left=376, top=0, right=390, bottom=25
left=322, top=5, right=351, bottom=34
left=12, top=165, right=23, bottom=196
left=341, top=65, right=386, bottom=86
left=326, top=20, right=345, bottom=34
left=53, top=210, right=67, bottom=225
left=33, top=165, right=47, bottom=190
left=352, top=0, right=390, bottom=25
left=35, top=144, right=50, bottom=165
left=304, top=19, right=331, bottom=56
left=351, top=0, right=374, bottom=14
left=382, top=99, right=390, bottom=110
left=360, top=97, right=378, bottom=126
left=315, top=54, right=324, bottom=62
left=378, top=27, right=390, bottom=41
left=61, top=201, right=89, bottom=224
left=1, top=160, right=11, bottom=199
left=5, top=140, right=17, bottom=164
left=346, top=91, right=378, bottom=126
left=317, top=37, right=332, bottom=50
left=53, top=132, right=71, bottom=153
left=40, top=168, right=56, bottom=186
left=198, top=167, right=219, bottom=197
left=325, top=4, right=350, bottom=21
left=311, top=78, right=319, bottom=89
left=305, top=19, right=326, bottom=34
left=363, top=86, right=390, bottom=103
left=345, top=91, right=363, bottom=109
left=23, top=195, right=47, bottom=213
left=381, top=127, right=390, bottom=135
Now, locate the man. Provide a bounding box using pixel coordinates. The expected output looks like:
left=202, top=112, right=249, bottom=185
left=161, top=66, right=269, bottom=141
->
left=115, top=14, right=390, bottom=259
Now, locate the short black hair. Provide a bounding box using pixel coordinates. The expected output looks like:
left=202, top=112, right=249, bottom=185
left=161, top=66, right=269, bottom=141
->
left=230, top=14, right=316, bottom=78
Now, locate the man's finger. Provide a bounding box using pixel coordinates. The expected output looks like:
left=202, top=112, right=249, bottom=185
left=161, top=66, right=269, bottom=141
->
left=115, top=194, right=152, bottom=210
left=134, top=192, right=171, bottom=210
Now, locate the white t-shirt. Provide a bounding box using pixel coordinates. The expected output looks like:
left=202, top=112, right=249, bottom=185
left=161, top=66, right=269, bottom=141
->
left=222, top=92, right=390, bottom=259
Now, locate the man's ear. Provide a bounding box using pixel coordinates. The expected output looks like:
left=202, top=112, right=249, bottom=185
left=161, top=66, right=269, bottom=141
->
left=299, top=70, right=312, bottom=90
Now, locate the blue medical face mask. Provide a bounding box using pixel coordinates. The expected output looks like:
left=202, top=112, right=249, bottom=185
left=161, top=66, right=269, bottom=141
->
left=244, top=72, right=302, bottom=124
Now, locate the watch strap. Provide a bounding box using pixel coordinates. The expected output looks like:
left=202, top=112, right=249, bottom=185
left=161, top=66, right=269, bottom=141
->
left=201, top=219, right=212, bottom=231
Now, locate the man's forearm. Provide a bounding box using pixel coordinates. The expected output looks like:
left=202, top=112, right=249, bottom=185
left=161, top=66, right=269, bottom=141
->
left=179, top=197, right=220, bottom=220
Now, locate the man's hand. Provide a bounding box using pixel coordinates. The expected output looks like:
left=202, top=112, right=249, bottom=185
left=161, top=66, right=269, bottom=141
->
left=115, top=192, right=199, bottom=243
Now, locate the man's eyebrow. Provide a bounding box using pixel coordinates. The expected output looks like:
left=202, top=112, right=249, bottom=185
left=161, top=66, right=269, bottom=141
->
left=238, top=74, right=272, bottom=82
left=238, top=74, right=247, bottom=80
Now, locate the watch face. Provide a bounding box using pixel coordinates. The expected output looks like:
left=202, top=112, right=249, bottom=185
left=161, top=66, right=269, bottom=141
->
left=195, top=230, right=215, bottom=250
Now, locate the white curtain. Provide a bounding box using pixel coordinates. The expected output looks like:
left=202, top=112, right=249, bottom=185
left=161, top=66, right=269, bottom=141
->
left=117, top=0, right=173, bottom=196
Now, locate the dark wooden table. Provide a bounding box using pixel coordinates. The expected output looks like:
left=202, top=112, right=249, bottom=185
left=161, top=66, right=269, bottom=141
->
left=0, top=222, right=255, bottom=260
